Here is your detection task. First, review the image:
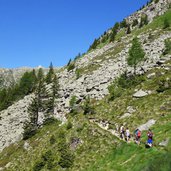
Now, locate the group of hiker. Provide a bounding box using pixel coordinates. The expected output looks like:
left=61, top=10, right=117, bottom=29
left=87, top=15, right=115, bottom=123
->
left=119, top=125, right=154, bottom=147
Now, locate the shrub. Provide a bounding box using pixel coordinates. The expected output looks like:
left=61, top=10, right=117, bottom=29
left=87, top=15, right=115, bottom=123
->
left=163, top=39, right=171, bottom=55
left=23, top=123, right=37, bottom=140
left=139, top=14, right=148, bottom=28
left=108, top=84, right=123, bottom=101
left=66, top=121, right=73, bottom=130
left=50, top=135, right=56, bottom=145
left=75, top=68, right=81, bottom=79
left=154, top=0, right=159, bottom=3
left=82, top=96, right=95, bottom=115
left=156, top=77, right=170, bottom=93
left=132, top=19, right=139, bottom=27
left=33, top=161, right=45, bottom=171
left=163, top=18, right=170, bottom=29
left=118, top=73, right=145, bottom=89
left=43, top=117, right=57, bottom=126
left=57, top=134, right=75, bottom=169
left=58, top=151, right=74, bottom=168
left=67, top=62, right=75, bottom=72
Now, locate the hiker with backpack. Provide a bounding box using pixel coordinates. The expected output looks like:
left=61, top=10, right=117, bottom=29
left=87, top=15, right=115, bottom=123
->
left=125, top=127, right=130, bottom=142
left=120, top=125, right=125, bottom=140
left=134, top=129, right=141, bottom=145
left=146, top=129, right=153, bottom=147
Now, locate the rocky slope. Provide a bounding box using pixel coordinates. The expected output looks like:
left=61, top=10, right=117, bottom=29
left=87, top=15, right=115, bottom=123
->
left=0, top=0, right=171, bottom=154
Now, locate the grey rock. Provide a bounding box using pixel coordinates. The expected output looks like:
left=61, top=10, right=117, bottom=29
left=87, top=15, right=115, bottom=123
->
left=120, top=113, right=132, bottom=119
left=138, top=119, right=156, bottom=131
left=23, top=141, right=31, bottom=151
left=133, top=90, right=148, bottom=98
left=159, top=138, right=169, bottom=147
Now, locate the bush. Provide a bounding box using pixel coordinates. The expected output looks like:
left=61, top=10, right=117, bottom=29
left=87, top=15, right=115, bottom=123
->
left=118, top=73, right=145, bottom=89
left=33, top=161, right=45, bottom=171
left=132, top=19, right=139, bottom=27
left=163, top=18, right=170, bottom=29
left=163, top=39, right=171, bottom=55
left=139, top=14, right=148, bottom=28
left=33, top=150, right=55, bottom=171
left=57, top=133, right=75, bottom=169
left=67, top=62, right=75, bottom=72
left=50, top=135, right=56, bottom=145
left=43, top=117, right=57, bottom=126
left=82, top=97, right=95, bottom=115
left=66, top=121, right=73, bottom=130
left=23, top=123, right=37, bottom=140
left=108, top=73, right=145, bottom=101
left=108, top=84, right=123, bottom=101
left=156, top=77, right=170, bottom=93
left=75, top=68, right=81, bottom=79
left=59, top=151, right=74, bottom=168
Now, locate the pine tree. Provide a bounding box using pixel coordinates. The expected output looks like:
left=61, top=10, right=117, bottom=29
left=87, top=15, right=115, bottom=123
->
left=120, top=19, right=127, bottom=28
left=126, top=25, right=131, bottom=34
left=46, top=62, right=54, bottom=84
left=109, top=27, right=117, bottom=42
left=139, top=14, right=148, bottom=28
left=132, top=19, right=139, bottom=27
left=37, top=67, right=44, bottom=81
left=127, top=37, right=145, bottom=75
left=28, top=97, right=39, bottom=128
left=44, top=74, right=60, bottom=120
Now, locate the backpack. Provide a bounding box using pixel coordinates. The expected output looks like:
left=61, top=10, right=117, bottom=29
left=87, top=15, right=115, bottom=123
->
left=137, top=131, right=141, bottom=137
left=148, top=132, right=153, bottom=138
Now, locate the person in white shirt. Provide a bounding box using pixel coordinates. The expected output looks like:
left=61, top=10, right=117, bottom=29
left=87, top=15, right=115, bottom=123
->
left=126, top=128, right=130, bottom=142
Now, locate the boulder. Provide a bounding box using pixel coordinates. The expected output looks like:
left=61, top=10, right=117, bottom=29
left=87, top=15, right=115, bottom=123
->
left=138, top=119, right=156, bottom=131
left=159, top=138, right=169, bottom=147
left=133, top=90, right=148, bottom=98
left=120, top=113, right=132, bottom=119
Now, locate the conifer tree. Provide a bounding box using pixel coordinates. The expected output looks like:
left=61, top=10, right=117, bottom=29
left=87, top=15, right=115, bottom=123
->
left=127, top=37, right=145, bottom=75
left=46, top=62, right=54, bottom=84
left=126, top=25, right=131, bottom=34
left=44, top=74, right=60, bottom=120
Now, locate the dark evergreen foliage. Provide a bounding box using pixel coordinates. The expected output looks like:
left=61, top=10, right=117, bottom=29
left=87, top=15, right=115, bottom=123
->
left=163, top=18, right=170, bottom=29
left=139, top=14, right=148, bottom=28
left=132, top=19, right=139, bottom=27
left=0, top=70, right=37, bottom=111
left=127, top=37, right=145, bottom=74
left=46, top=62, right=54, bottom=84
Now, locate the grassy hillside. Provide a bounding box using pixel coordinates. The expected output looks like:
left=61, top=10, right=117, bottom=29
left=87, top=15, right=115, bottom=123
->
left=1, top=59, right=171, bottom=171
left=1, top=4, right=171, bottom=171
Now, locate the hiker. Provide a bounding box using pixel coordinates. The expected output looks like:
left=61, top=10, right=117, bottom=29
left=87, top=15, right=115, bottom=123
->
left=147, top=129, right=153, bottom=140
left=134, top=129, right=141, bottom=145
left=137, top=129, right=141, bottom=145
left=134, top=129, right=138, bottom=143
left=120, top=125, right=125, bottom=139
left=146, top=129, right=153, bottom=147
left=125, top=128, right=130, bottom=142
left=147, top=138, right=153, bottom=147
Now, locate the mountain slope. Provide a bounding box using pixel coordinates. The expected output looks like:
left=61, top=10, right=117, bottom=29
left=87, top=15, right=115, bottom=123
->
left=0, top=0, right=171, bottom=170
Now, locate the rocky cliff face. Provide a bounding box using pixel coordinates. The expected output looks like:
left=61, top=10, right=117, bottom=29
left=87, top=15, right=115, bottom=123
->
left=0, top=0, right=171, bottom=152
left=127, top=0, right=171, bottom=26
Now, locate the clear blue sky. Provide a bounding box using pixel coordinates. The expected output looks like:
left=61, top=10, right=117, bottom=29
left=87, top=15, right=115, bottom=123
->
left=0, top=0, right=149, bottom=68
